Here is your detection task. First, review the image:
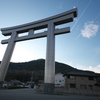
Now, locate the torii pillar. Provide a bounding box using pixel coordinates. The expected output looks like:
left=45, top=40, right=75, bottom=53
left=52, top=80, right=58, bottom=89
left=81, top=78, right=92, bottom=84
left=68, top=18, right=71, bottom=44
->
left=0, top=31, right=17, bottom=88
left=0, top=8, right=77, bottom=93
left=44, top=22, right=55, bottom=93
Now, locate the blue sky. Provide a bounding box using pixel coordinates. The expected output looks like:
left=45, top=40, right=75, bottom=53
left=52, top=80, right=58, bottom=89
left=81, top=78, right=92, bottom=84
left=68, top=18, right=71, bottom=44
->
left=0, top=0, right=100, bottom=73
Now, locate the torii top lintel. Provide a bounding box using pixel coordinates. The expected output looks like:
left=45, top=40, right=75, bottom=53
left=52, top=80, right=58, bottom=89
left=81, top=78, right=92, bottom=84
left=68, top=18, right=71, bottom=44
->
left=1, top=8, right=77, bottom=44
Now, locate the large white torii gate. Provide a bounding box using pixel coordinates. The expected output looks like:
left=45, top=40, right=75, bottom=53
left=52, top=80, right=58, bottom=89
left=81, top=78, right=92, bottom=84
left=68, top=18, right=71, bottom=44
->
left=0, top=8, right=77, bottom=93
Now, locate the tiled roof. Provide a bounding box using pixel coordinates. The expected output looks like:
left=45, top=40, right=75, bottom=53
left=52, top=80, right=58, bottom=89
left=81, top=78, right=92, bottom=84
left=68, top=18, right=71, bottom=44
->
left=63, top=71, right=100, bottom=77
left=11, top=80, right=22, bottom=83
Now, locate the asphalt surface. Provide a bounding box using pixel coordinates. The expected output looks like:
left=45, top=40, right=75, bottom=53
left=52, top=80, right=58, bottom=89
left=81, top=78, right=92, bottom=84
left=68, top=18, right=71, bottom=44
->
left=0, top=88, right=100, bottom=100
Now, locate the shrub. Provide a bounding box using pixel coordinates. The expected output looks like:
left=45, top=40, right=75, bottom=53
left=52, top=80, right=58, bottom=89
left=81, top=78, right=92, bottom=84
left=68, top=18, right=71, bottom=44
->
left=7, top=86, right=28, bottom=89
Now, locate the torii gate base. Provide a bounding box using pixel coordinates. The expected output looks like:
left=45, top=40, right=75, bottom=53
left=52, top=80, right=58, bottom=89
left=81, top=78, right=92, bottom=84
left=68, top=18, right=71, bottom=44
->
left=44, top=83, right=54, bottom=94
left=0, top=8, right=77, bottom=93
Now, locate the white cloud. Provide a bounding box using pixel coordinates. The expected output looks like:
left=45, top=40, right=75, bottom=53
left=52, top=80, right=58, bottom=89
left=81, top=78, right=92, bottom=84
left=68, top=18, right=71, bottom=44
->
left=75, top=64, right=100, bottom=73
left=81, top=21, right=99, bottom=38
left=64, top=61, right=100, bottom=73
left=85, top=65, right=100, bottom=73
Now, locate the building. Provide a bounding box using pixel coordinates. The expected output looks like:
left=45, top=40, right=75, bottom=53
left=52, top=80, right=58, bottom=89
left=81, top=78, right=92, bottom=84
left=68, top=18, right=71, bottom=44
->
left=55, top=73, right=65, bottom=87
left=10, top=80, right=23, bottom=87
left=38, top=80, right=44, bottom=87
left=63, top=71, right=100, bottom=95
left=26, top=81, right=35, bottom=88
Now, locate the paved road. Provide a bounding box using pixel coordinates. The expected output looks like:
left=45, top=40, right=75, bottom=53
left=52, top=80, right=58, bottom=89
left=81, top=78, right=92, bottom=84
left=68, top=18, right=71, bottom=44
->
left=0, top=89, right=100, bottom=100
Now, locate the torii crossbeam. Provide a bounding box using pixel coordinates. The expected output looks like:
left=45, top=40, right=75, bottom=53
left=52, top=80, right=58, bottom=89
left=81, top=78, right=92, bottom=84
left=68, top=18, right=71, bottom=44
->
left=0, top=8, right=77, bottom=93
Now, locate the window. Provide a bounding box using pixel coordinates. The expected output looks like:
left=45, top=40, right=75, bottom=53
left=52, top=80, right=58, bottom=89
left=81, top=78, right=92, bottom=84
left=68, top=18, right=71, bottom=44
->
left=70, top=76, right=75, bottom=79
left=70, top=83, right=76, bottom=88
left=67, top=75, right=75, bottom=79
left=67, top=75, right=70, bottom=79
left=88, top=76, right=94, bottom=80
left=80, top=85, right=86, bottom=89
left=59, top=80, right=61, bottom=82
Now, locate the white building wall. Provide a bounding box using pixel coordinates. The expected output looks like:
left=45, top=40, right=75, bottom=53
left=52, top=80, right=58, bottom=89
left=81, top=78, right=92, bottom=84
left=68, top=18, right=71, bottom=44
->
left=55, top=73, right=65, bottom=87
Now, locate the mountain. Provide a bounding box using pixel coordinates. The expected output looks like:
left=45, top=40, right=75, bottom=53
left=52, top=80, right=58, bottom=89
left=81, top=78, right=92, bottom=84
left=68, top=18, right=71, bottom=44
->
left=7, top=59, right=77, bottom=73
left=0, top=59, right=99, bottom=82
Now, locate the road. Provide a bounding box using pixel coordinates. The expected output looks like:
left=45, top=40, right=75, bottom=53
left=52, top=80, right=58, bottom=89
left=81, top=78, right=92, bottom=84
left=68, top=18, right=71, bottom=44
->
left=0, top=88, right=100, bottom=100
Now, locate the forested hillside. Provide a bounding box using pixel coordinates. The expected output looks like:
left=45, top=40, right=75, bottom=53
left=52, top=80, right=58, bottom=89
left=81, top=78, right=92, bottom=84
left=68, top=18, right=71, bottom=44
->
left=0, top=59, right=97, bottom=82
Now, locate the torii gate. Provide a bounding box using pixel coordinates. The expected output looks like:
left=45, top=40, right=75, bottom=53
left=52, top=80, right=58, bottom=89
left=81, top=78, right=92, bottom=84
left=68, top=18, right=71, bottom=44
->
left=0, top=8, right=77, bottom=93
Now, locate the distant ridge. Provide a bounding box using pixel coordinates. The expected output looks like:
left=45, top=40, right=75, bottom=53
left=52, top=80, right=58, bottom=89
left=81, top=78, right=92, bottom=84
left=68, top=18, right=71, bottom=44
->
left=0, top=59, right=99, bottom=82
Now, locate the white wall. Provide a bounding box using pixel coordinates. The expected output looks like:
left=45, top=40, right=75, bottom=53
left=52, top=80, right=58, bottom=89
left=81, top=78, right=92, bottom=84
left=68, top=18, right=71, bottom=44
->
left=55, top=73, right=65, bottom=87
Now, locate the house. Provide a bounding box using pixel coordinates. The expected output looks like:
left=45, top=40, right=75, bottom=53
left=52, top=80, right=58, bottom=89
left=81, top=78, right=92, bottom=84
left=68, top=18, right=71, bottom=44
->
left=63, top=71, right=100, bottom=95
left=38, top=80, right=44, bottom=87
left=55, top=73, right=65, bottom=87
left=2, top=81, right=8, bottom=89
left=10, top=80, right=23, bottom=87
left=26, top=81, right=35, bottom=88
